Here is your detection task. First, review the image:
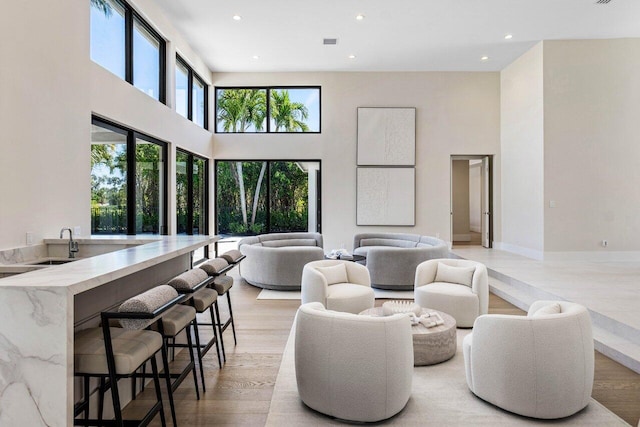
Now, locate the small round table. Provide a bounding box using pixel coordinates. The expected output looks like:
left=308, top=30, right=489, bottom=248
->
left=359, top=307, right=457, bottom=366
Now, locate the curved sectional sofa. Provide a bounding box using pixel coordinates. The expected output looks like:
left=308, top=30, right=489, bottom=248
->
left=353, top=233, right=449, bottom=290
left=238, top=232, right=324, bottom=290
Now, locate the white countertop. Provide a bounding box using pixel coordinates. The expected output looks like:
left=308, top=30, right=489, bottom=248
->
left=0, top=235, right=217, bottom=295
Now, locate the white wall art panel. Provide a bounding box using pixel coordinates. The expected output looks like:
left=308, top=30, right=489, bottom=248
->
left=357, top=107, right=416, bottom=166
left=357, top=167, right=415, bottom=226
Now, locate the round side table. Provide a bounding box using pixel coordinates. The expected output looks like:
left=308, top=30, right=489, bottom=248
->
left=359, top=306, right=457, bottom=366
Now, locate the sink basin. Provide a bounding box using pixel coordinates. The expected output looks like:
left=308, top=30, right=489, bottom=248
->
left=31, top=259, right=77, bottom=265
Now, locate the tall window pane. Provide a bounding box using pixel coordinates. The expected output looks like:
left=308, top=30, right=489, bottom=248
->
left=216, top=160, right=319, bottom=235
left=193, top=78, right=206, bottom=127
left=91, top=124, right=128, bottom=234
left=135, top=139, right=164, bottom=233
left=216, top=161, right=267, bottom=234
left=193, top=157, right=206, bottom=235
left=270, top=88, right=320, bottom=132
left=175, top=61, right=189, bottom=119
left=90, top=0, right=125, bottom=79
left=133, top=18, right=160, bottom=100
left=269, top=162, right=310, bottom=232
left=216, top=89, right=267, bottom=133
left=176, top=151, right=189, bottom=234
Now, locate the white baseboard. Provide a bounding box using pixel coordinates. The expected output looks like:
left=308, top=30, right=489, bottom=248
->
left=543, top=251, right=640, bottom=262
left=493, top=242, right=544, bottom=260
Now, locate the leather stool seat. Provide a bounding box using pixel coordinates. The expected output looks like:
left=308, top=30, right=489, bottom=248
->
left=161, top=305, right=196, bottom=336
left=75, top=328, right=162, bottom=375
left=213, top=275, right=233, bottom=294
left=192, top=288, right=218, bottom=312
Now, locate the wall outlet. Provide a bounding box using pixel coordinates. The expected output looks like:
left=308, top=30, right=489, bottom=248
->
left=601, top=240, right=608, bottom=247
left=73, top=226, right=81, bottom=236
left=435, top=232, right=440, bottom=239
left=26, top=232, right=34, bottom=245
left=549, top=200, right=556, bottom=208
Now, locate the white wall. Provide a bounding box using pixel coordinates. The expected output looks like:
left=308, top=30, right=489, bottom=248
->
left=543, top=39, right=640, bottom=253
left=0, top=0, right=214, bottom=251
left=212, top=72, right=501, bottom=250
left=0, top=1, right=91, bottom=250
left=500, top=42, right=545, bottom=258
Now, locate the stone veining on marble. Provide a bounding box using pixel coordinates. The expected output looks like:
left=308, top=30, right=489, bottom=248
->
left=0, top=287, right=69, bottom=427
left=0, top=245, right=47, bottom=265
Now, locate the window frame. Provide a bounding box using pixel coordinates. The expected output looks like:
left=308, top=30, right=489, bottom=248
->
left=176, top=148, right=209, bottom=261
left=91, top=116, right=169, bottom=235
left=176, top=55, right=209, bottom=130
left=214, top=159, right=322, bottom=236
left=214, top=86, right=321, bottom=134
left=90, top=0, right=166, bottom=104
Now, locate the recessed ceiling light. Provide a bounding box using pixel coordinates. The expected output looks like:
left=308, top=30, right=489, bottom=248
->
left=481, top=56, right=489, bottom=61
left=252, top=55, right=259, bottom=60
left=356, top=14, right=365, bottom=21
left=504, top=34, right=513, bottom=40
left=348, top=54, right=356, bottom=59
left=232, top=14, right=242, bottom=21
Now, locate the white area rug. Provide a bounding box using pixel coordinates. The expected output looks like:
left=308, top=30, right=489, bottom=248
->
left=257, top=288, right=415, bottom=300
left=266, top=327, right=627, bottom=426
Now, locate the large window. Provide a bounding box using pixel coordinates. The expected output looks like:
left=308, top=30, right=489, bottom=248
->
left=91, top=117, right=168, bottom=235
left=90, top=0, right=166, bottom=103
left=176, top=55, right=208, bottom=129
left=215, top=87, right=320, bottom=133
left=215, top=160, right=321, bottom=235
left=177, top=150, right=209, bottom=261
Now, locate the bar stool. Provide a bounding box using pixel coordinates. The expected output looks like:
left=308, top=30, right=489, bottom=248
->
left=199, top=258, right=236, bottom=362
left=118, top=285, right=199, bottom=427
left=73, top=285, right=185, bottom=427
left=167, top=268, right=223, bottom=392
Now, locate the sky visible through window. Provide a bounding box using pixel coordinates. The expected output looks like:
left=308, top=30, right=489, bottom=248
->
left=90, top=0, right=161, bottom=101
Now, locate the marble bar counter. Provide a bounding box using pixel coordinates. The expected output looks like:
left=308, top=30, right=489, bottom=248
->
left=0, top=235, right=217, bottom=427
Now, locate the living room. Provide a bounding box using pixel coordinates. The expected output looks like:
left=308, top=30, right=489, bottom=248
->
left=1, top=0, right=639, bottom=425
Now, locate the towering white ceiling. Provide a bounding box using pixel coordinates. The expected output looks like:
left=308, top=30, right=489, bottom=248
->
left=154, top=0, right=640, bottom=72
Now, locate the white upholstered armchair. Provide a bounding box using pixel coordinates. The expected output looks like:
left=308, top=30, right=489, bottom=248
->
left=463, top=300, right=594, bottom=419
left=414, top=258, right=488, bottom=327
left=301, top=259, right=375, bottom=314
left=295, top=302, right=413, bottom=422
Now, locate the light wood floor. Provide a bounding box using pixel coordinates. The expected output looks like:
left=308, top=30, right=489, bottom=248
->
left=125, top=278, right=640, bottom=426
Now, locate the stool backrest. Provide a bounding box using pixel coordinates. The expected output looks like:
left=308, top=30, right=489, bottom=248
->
left=118, top=285, right=180, bottom=330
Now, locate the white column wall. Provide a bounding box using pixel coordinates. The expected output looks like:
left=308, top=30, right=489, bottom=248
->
left=499, top=42, right=545, bottom=259
left=543, top=39, right=640, bottom=254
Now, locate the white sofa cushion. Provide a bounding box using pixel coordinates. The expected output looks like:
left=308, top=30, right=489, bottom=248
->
left=435, top=262, right=475, bottom=287
left=530, top=302, right=562, bottom=317
left=316, top=263, right=348, bottom=285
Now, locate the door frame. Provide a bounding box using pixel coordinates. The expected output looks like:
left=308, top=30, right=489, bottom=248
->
left=450, top=155, right=493, bottom=248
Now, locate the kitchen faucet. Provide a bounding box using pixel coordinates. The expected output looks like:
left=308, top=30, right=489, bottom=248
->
left=60, top=228, right=79, bottom=259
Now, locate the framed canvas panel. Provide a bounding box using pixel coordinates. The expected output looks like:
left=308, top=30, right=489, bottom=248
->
left=357, top=107, right=416, bottom=166
left=356, top=167, right=415, bottom=226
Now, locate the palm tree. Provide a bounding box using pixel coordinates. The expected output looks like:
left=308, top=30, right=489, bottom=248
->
left=91, top=0, right=112, bottom=17
left=217, top=89, right=267, bottom=232
left=270, top=90, right=309, bottom=132
left=216, top=89, right=266, bottom=132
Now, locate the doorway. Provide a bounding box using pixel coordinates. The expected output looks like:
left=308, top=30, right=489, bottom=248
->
left=450, top=155, right=492, bottom=248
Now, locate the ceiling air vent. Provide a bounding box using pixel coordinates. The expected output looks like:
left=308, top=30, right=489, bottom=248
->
left=595, top=0, right=612, bottom=3
left=323, top=38, right=338, bottom=45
